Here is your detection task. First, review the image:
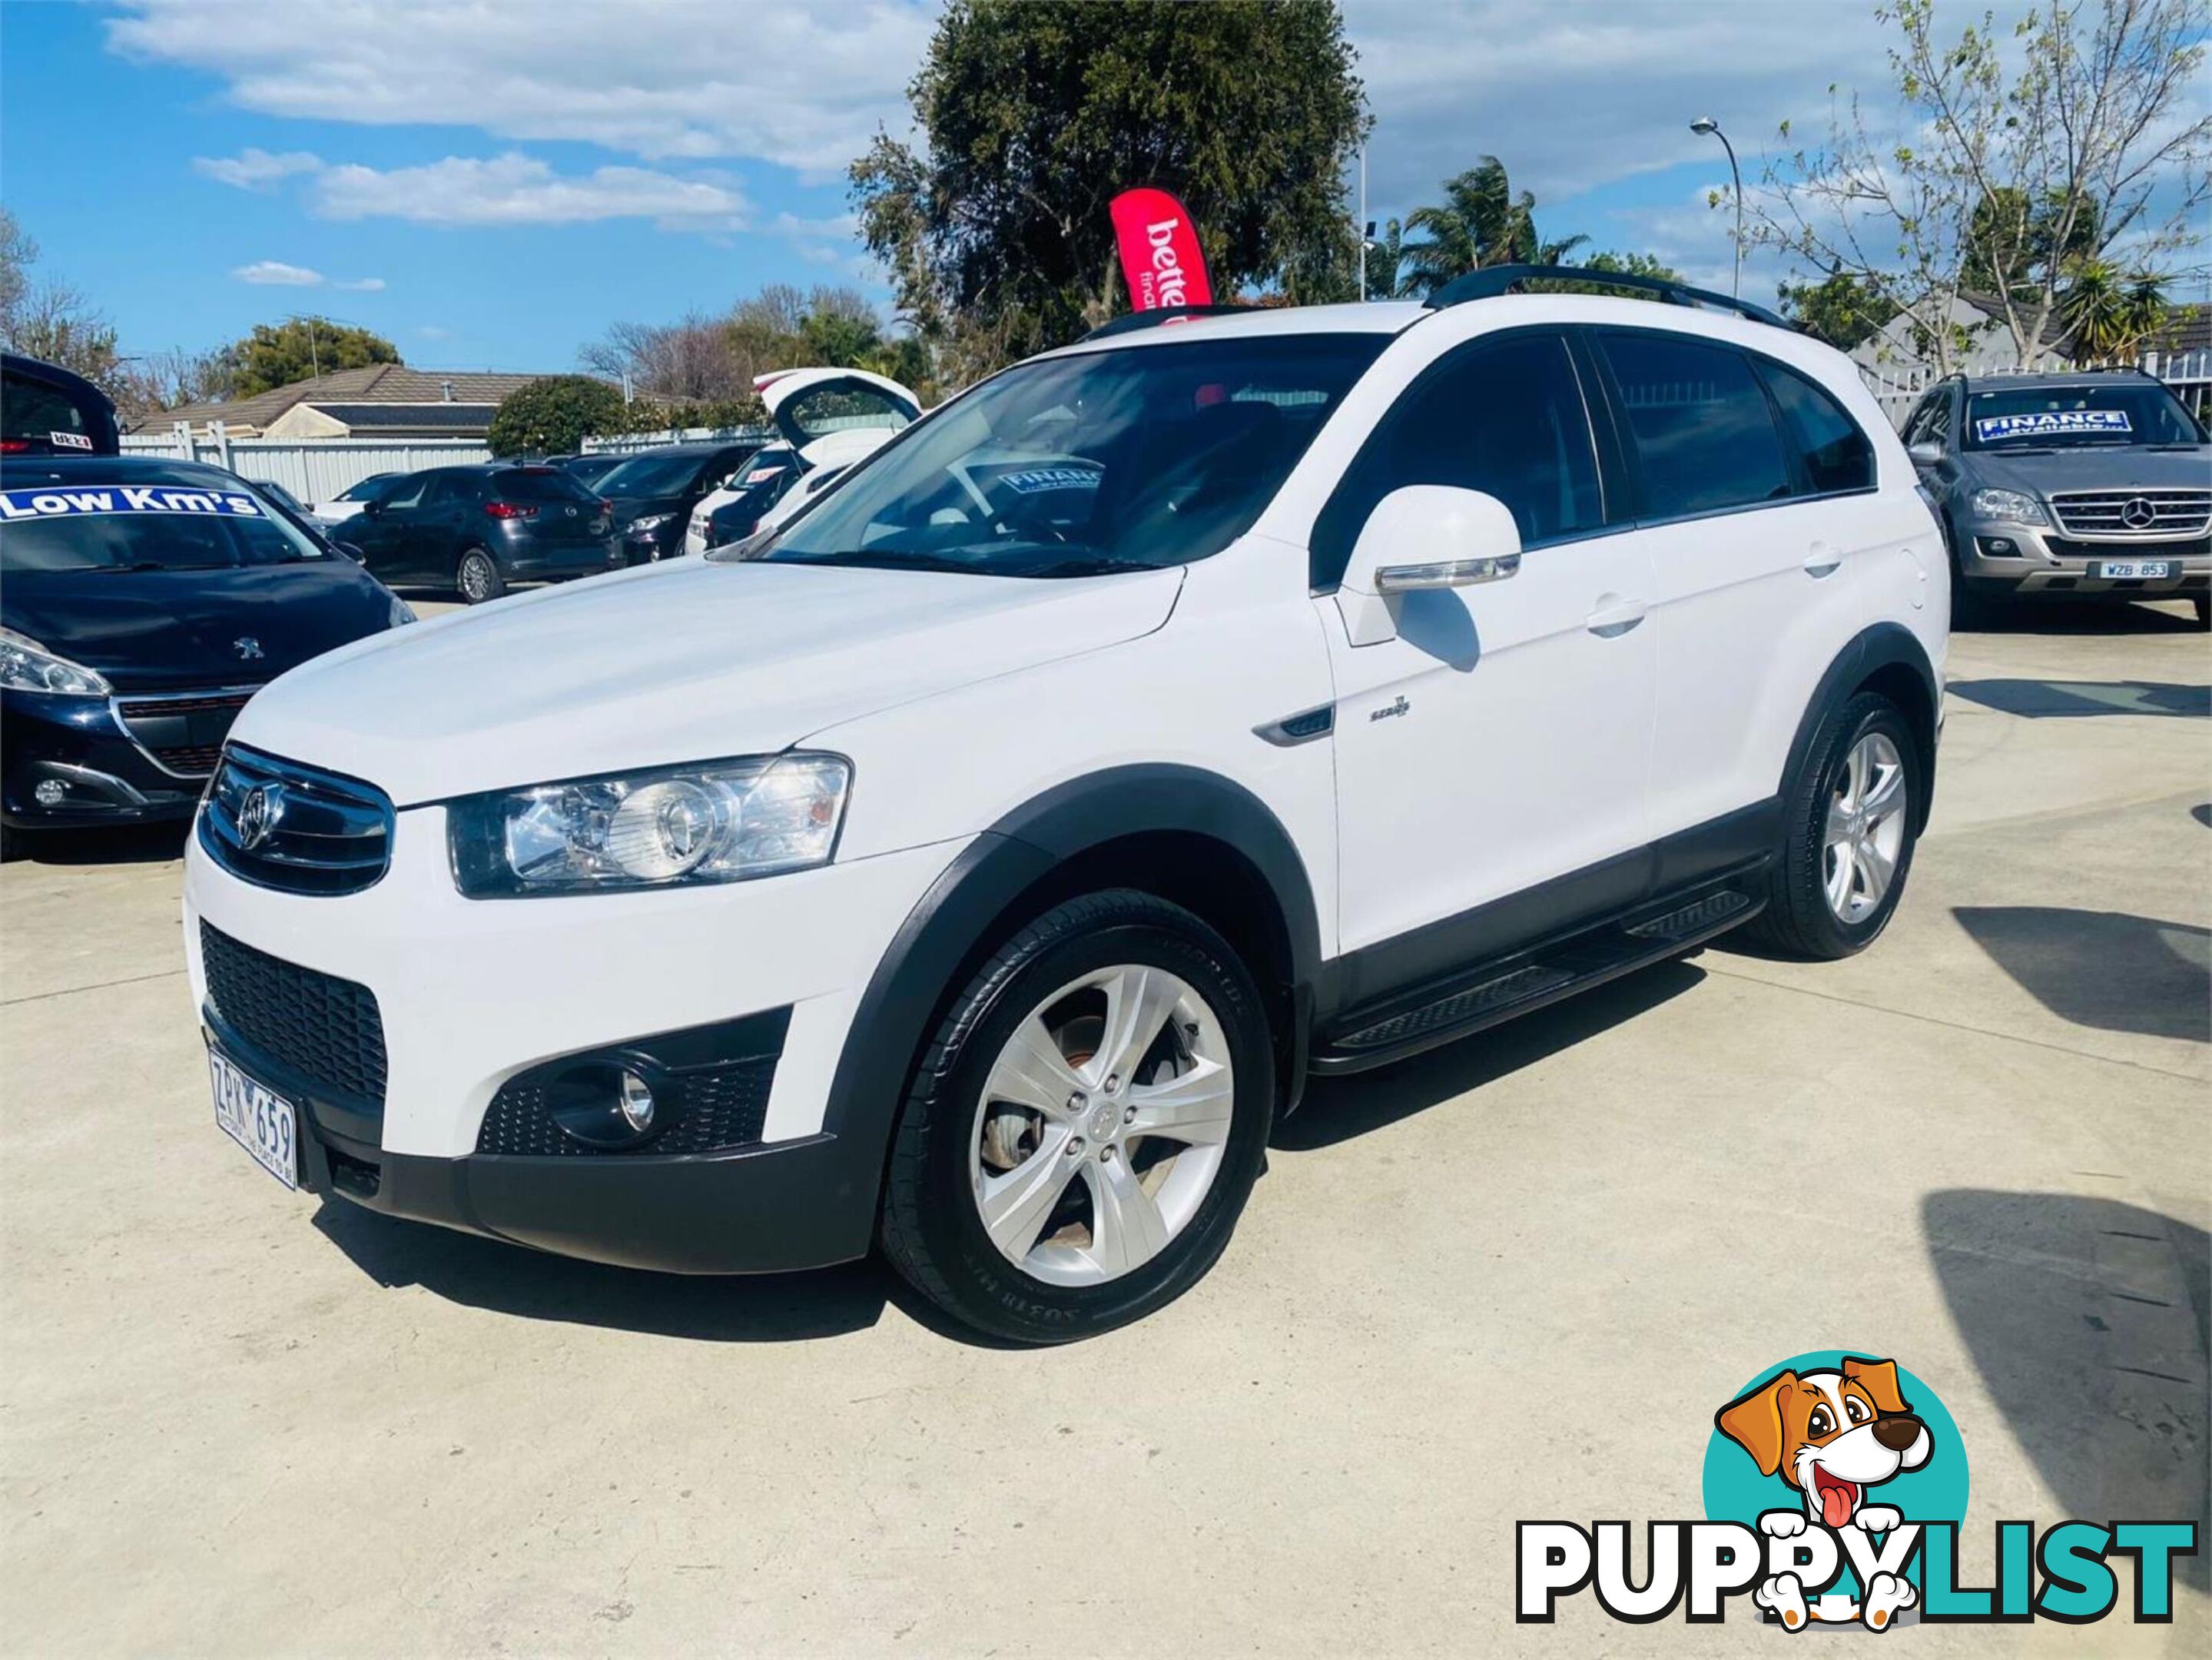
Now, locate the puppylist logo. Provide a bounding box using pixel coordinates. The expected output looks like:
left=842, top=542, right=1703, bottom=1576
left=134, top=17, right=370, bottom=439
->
left=1518, top=1350, right=2198, bottom=1630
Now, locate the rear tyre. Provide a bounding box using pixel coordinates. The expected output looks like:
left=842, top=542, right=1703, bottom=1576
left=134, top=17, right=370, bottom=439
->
left=0, top=825, right=23, bottom=863
left=1743, top=692, right=1922, bottom=961
left=878, top=889, right=1275, bottom=1345
left=456, top=548, right=506, bottom=604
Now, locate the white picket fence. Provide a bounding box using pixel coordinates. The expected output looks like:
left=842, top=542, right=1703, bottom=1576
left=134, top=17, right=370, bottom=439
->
left=1859, top=347, right=2212, bottom=428
left=121, top=424, right=490, bottom=506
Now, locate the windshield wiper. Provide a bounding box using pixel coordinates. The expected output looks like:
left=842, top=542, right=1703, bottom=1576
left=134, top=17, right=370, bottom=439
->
left=87, top=560, right=230, bottom=573
left=1018, top=556, right=1165, bottom=579
left=775, top=548, right=983, bottom=575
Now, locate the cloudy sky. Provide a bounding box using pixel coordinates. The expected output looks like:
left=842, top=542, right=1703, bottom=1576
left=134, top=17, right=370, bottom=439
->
left=2, top=0, right=1973, bottom=371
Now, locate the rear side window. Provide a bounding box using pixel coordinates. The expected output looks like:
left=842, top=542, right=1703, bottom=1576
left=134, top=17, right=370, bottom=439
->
left=1761, top=361, right=1875, bottom=493
left=1312, top=332, right=1605, bottom=588
left=1597, top=333, right=1792, bottom=518
left=427, top=473, right=482, bottom=506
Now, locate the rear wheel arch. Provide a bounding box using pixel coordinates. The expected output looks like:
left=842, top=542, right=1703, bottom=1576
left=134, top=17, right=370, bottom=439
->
left=1782, top=625, right=1940, bottom=833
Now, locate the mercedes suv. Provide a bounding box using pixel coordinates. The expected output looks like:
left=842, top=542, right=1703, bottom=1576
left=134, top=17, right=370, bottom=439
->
left=182, top=269, right=1948, bottom=1343
left=1902, top=370, right=2210, bottom=625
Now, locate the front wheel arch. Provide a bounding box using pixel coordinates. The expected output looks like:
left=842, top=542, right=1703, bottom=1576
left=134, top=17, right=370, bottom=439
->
left=1780, top=625, right=1940, bottom=835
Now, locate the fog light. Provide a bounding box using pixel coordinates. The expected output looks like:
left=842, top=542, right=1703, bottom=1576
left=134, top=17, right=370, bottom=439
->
left=1977, top=536, right=2018, bottom=558
left=32, top=779, right=66, bottom=807
left=543, top=1056, right=675, bottom=1149
left=617, top=1068, right=655, bottom=1134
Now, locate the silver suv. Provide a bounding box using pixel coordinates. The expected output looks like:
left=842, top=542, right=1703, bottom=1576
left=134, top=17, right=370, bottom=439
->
left=1902, top=370, right=2210, bottom=626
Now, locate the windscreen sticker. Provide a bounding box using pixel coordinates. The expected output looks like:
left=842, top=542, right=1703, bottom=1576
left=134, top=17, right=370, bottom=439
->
left=1973, top=409, right=2132, bottom=443
left=48, top=431, right=93, bottom=451
left=1000, top=465, right=1103, bottom=494
left=0, top=486, right=266, bottom=521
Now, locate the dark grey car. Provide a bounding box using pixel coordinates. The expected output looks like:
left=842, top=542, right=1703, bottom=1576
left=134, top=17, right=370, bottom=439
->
left=1902, top=371, right=2210, bottom=624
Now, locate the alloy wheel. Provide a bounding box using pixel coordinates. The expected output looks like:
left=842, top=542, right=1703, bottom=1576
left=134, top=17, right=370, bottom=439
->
left=1822, top=732, right=1908, bottom=923
left=459, top=553, right=495, bottom=602
left=968, top=964, right=1235, bottom=1287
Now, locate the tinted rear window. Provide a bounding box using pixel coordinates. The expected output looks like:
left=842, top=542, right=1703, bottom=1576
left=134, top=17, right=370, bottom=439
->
left=2, top=370, right=101, bottom=453
left=490, top=469, right=599, bottom=503
left=1598, top=333, right=1793, bottom=517
left=1760, top=362, right=1875, bottom=493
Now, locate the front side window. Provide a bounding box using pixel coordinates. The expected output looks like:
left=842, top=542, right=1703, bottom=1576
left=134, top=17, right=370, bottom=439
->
left=754, top=333, right=1388, bottom=579
left=1599, top=332, right=1792, bottom=518
left=383, top=471, right=437, bottom=510
left=1312, top=331, right=1605, bottom=589
left=1761, top=361, right=1875, bottom=493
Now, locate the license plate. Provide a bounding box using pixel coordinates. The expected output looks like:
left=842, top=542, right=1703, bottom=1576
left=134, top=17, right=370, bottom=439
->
left=2096, top=560, right=2170, bottom=579
left=209, top=1047, right=300, bottom=1190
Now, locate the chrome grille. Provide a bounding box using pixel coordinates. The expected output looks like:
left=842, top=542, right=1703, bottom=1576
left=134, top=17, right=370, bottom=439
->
left=2048, top=490, right=2211, bottom=540
left=199, top=747, right=393, bottom=897
left=112, top=688, right=259, bottom=779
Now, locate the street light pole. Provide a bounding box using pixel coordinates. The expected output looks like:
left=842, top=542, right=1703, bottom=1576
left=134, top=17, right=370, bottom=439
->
left=1357, top=141, right=1368, bottom=303
left=1690, top=116, right=1742, bottom=299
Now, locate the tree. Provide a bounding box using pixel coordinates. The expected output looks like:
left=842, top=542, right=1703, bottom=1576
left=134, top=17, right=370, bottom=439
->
left=1776, top=267, right=1902, bottom=350
left=1746, top=0, right=2210, bottom=374
left=2061, top=261, right=2169, bottom=359
left=486, top=375, right=628, bottom=457
left=581, top=285, right=903, bottom=400
left=851, top=0, right=1366, bottom=373
left=221, top=317, right=400, bottom=397
left=1399, top=158, right=1586, bottom=296
left=0, top=207, right=124, bottom=390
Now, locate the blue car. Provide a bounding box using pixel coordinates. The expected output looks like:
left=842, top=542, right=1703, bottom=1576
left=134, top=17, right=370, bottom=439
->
left=1, top=456, right=413, bottom=854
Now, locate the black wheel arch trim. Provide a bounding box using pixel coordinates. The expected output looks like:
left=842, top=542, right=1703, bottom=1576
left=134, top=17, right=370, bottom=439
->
left=813, top=766, right=1325, bottom=1253
left=1783, top=622, right=1941, bottom=830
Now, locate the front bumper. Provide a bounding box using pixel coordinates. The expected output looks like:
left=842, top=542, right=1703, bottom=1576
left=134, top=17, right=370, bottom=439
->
left=1955, top=516, right=2211, bottom=599
left=184, top=805, right=967, bottom=1273
left=2, top=689, right=211, bottom=828
left=621, top=520, right=683, bottom=566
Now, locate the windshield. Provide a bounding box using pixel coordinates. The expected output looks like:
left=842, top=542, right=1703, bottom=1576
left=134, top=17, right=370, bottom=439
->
left=598, top=451, right=710, bottom=497
left=0, top=480, right=329, bottom=573
left=757, top=333, right=1386, bottom=577
left=1965, top=382, right=2204, bottom=450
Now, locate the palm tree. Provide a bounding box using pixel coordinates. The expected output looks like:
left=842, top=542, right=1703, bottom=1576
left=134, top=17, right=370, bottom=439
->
left=2062, top=261, right=2169, bottom=363
left=1365, top=217, right=1404, bottom=300
left=1399, top=157, right=1585, bottom=295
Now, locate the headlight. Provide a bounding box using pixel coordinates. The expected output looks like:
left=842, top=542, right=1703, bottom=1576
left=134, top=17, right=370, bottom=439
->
left=0, top=628, right=111, bottom=696
left=628, top=513, right=675, bottom=535
left=388, top=594, right=418, bottom=626
left=447, top=752, right=851, bottom=897
left=1968, top=487, right=2049, bottom=526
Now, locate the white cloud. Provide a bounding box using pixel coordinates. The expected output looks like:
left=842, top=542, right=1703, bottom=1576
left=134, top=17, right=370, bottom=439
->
left=231, top=259, right=325, bottom=285
left=194, top=148, right=323, bottom=191
left=230, top=260, right=386, bottom=290
left=310, top=153, right=750, bottom=229
left=111, top=0, right=930, bottom=180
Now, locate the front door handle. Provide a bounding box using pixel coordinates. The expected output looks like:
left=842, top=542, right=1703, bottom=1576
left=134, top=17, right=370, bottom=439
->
left=1584, top=596, right=1647, bottom=637
left=1803, top=542, right=1842, bottom=578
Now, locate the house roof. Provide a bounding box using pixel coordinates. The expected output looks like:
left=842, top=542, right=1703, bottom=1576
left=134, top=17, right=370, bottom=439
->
left=133, top=365, right=545, bottom=432
left=2142, top=303, right=2210, bottom=357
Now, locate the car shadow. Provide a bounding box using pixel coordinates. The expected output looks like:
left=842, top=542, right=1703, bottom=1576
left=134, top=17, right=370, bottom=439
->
left=1952, top=906, right=2210, bottom=1043
left=8, top=821, right=190, bottom=867
left=1954, top=599, right=2202, bottom=637
left=1945, top=679, right=2209, bottom=719
left=1273, top=958, right=1705, bottom=1151
left=310, top=1200, right=896, bottom=1344
left=1924, top=1190, right=2208, bottom=1593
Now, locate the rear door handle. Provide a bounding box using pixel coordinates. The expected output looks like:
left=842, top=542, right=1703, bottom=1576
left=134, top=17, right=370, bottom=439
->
left=1584, top=597, right=1647, bottom=637
left=1803, top=542, right=1842, bottom=578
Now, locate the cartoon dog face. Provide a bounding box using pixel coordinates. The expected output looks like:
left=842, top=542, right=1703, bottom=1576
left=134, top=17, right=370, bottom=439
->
left=1716, top=1356, right=1932, bottom=1529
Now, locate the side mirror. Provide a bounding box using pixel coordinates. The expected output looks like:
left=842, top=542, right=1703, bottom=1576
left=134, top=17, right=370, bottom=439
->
left=332, top=540, right=366, bottom=563
left=359, top=500, right=384, bottom=517
left=1906, top=440, right=1945, bottom=466
left=1336, top=485, right=1521, bottom=647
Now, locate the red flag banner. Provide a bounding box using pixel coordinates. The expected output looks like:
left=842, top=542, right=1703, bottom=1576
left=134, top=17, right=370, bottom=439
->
left=1109, top=188, right=1213, bottom=312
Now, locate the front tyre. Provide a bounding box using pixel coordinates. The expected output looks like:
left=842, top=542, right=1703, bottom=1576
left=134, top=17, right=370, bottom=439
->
left=1744, top=692, right=1922, bottom=961
left=879, top=889, right=1274, bottom=1344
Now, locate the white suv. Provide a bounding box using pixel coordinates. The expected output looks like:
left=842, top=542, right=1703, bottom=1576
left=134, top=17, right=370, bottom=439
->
left=184, top=271, right=1946, bottom=1343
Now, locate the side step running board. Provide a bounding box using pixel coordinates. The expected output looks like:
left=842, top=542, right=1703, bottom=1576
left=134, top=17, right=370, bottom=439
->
left=1311, top=885, right=1758, bottom=1075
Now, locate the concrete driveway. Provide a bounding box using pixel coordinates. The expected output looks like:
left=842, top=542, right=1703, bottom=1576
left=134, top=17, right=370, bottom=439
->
left=2, top=602, right=2204, bottom=1656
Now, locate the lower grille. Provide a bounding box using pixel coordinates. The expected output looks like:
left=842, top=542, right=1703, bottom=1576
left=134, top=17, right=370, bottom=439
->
left=2045, top=535, right=2209, bottom=563
left=201, top=921, right=387, bottom=1107
left=476, top=1057, right=776, bottom=1156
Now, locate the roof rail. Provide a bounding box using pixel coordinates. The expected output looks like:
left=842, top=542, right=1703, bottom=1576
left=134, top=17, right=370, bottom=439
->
left=1081, top=304, right=1257, bottom=342
left=1422, top=264, right=1795, bottom=331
